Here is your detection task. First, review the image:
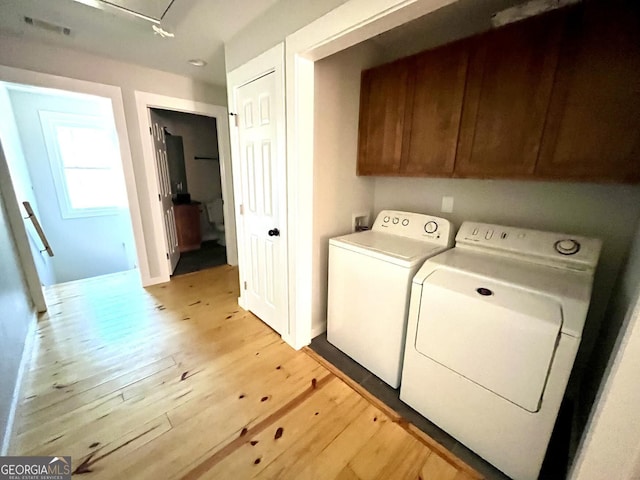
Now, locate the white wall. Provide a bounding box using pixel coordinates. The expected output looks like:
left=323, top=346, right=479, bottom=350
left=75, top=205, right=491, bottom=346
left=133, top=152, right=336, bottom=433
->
left=8, top=88, right=137, bottom=283
left=224, top=0, right=349, bottom=72
left=373, top=178, right=640, bottom=371
left=0, top=174, right=34, bottom=452
left=0, top=33, right=227, bottom=280
left=570, top=222, right=640, bottom=479
left=580, top=214, right=640, bottom=438
left=311, top=41, right=383, bottom=335
left=153, top=109, right=222, bottom=241
left=0, top=85, right=55, bottom=285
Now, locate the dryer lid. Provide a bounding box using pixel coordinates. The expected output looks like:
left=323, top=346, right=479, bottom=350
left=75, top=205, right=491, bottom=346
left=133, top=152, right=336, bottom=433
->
left=415, top=269, right=562, bottom=412
left=330, top=231, right=446, bottom=267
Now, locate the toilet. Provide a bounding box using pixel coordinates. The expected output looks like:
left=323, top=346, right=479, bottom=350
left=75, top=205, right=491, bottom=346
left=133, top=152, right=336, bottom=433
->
left=205, top=198, right=225, bottom=246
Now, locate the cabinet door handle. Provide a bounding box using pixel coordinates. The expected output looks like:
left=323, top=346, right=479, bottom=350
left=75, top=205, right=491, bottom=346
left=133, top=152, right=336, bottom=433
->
left=268, top=228, right=280, bottom=237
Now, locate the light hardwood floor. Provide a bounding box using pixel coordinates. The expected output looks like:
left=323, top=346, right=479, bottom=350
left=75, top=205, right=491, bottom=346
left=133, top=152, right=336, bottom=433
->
left=12, top=265, right=482, bottom=479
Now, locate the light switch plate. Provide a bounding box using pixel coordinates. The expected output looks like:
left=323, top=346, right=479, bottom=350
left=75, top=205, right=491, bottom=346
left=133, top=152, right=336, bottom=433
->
left=441, top=196, right=454, bottom=213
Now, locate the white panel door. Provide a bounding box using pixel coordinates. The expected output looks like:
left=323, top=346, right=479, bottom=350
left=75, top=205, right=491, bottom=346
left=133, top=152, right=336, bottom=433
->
left=236, top=72, right=286, bottom=335
left=149, top=109, right=179, bottom=274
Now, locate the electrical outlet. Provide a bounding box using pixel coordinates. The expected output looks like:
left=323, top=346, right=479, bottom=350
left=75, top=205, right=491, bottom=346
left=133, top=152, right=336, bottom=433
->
left=352, top=212, right=370, bottom=232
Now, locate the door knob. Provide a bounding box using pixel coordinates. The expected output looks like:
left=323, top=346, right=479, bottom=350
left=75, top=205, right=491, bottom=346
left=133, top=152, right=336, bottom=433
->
left=268, top=228, right=280, bottom=237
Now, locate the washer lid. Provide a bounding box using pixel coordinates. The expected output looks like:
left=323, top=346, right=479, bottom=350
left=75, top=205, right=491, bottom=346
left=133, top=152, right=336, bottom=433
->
left=415, top=269, right=562, bottom=412
left=330, top=231, right=447, bottom=267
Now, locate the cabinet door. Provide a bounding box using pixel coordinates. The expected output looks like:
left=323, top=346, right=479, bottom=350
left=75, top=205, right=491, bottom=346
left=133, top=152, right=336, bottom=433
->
left=400, top=40, right=469, bottom=176
left=536, top=2, right=640, bottom=182
left=357, top=60, right=409, bottom=175
left=174, top=204, right=202, bottom=252
left=455, top=12, right=565, bottom=177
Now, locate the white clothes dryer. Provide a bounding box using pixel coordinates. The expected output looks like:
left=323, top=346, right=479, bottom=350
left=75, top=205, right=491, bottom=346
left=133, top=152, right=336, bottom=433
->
left=327, top=210, right=454, bottom=388
left=400, top=221, right=601, bottom=480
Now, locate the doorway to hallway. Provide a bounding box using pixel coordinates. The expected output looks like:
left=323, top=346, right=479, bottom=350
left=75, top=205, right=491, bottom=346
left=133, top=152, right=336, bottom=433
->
left=0, top=81, right=138, bottom=286
left=148, top=108, right=228, bottom=278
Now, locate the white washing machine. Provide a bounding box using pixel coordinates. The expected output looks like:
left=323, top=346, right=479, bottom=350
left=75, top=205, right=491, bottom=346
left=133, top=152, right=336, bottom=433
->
left=400, top=221, right=602, bottom=480
left=327, top=210, right=454, bottom=388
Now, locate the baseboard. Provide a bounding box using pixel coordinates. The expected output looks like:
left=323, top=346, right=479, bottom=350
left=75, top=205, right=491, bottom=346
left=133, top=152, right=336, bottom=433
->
left=311, top=322, right=327, bottom=340
left=237, top=295, right=248, bottom=310
left=281, top=330, right=312, bottom=351
left=1, top=310, right=37, bottom=455
left=142, top=274, right=170, bottom=287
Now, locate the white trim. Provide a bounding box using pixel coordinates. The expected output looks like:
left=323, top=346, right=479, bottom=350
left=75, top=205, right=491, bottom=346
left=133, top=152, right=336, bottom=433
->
left=1, top=310, right=37, bottom=455
left=284, top=0, right=460, bottom=349
left=227, top=44, right=290, bottom=342
left=38, top=110, right=127, bottom=219
left=0, top=65, right=150, bottom=286
left=0, top=139, right=46, bottom=312
left=311, top=323, right=327, bottom=340
left=238, top=295, right=248, bottom=310
left=134, top=91, right=236, bottom=284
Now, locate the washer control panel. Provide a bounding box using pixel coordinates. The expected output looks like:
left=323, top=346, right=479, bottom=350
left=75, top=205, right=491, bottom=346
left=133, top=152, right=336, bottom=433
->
left=456, top=221, right=601, bottom=271
left=373, top=210, right=454, bottom=246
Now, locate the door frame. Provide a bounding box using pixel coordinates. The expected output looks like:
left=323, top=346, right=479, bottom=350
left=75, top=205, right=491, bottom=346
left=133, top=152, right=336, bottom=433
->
left=284, top=0, right=463, bottom=349
left=134, top=91, right=236, bottom=282
left=0, top=65, right=148, bottom=291
left=226, top=44, right=291, bottom=344
left=0, top=140, right=45, bottom=312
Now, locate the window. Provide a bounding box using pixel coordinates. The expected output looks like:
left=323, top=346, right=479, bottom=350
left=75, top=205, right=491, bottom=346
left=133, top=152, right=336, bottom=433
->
left=39, top=111, right=128, bottom=218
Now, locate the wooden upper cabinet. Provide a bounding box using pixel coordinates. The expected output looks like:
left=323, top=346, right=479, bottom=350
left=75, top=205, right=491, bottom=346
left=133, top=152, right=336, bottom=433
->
left=400, top=40, right=469, bottom=176
left=536, top=1, right=640, bottom=182
left=356, top=2, right=639, bottom=183
left=455, top=11, right=565, bottom=178
left=357, top=59, right=410, bottom=175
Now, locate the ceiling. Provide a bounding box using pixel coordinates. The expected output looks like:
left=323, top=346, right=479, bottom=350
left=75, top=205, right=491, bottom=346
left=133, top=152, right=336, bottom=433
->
left=370, top=0, right=529, bottom=63
left=0, top=0, right=542, bottom=88
left=0, top=0, right=281, bottom=86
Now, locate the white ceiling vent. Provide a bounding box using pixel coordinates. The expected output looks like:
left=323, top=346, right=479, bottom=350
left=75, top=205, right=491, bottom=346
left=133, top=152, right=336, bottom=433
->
left=24, top=16, right=72, bottom=36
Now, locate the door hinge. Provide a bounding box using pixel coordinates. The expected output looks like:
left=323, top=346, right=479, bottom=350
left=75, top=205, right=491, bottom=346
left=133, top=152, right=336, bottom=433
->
left=158, top=194, right=161, bottom=201
left=149, top=126, right=152, bottom=135
left=243, top=281, right=247, bottom=290
left=166, top=253, right=169, bottom=259
left=239, top=204, right=244, bottom=215
left=230, top=112, right=238, bottom=127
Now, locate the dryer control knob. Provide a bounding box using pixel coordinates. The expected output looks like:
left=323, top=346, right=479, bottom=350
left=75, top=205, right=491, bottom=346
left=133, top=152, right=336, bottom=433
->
left=555, top=239, right=580, bottom=255
left=383, top=216, right=390, bottom=223
left=393, top=217, right=399, bottom=224
left=402, top=219, right=409, bottom=226
left=424, top=221, right=438, bottom=234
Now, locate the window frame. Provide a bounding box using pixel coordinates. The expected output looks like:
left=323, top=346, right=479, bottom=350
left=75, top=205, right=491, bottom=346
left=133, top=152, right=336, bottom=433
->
left=39, top=110, right=127, bottom=219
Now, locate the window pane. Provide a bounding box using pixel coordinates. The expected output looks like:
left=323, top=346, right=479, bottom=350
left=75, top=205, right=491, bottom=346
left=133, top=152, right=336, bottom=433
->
left=51, top=122, right=128, bottom=211
left=56, top=125, right=118, bottom=169
left=64, top=168, right=128, bottom=210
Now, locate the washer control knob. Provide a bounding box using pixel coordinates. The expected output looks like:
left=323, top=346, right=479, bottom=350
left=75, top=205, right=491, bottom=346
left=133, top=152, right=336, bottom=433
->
left=383, top=216, right=390, bottom=223
left=402, top=219, right=409, bottom=226
left=424, top=221, right=438, bottom=234
left=555, top=239, right=580, bottom=255
left=392, top=217, right=399, bottom=224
